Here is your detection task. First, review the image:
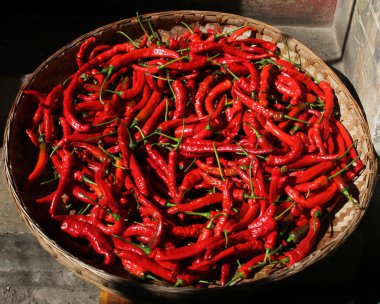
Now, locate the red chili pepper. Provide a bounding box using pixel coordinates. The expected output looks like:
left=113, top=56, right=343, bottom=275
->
left=275, top=59, right=324, bottom=97
left=284, top=209, right=321, bottom=265
left=276, top=72, right=302, bottom=105
left=43, top=83, right=64, bottom=143
left=166, top=53, right=209, bottom=72
left=285, top=182, right=338, bottom=209
left=116, top=250, right=177, bottom=283
left=293, top=175, right=329, bottom=193
left=248, top=204, right=277, bottom=239
left=232, top=253, right=266, bottom=282
left=49, top=152, right=74, bottom=217
left=117, top=122, right=132, bottom=170
left=167, top=192, right=223, bottom=214
left=204, top=78, right=232, bottom=115
left=61, top=217, right=115, bottom=266
left=194, top=74, right=217, bottom=117
left=63, top=76, right=91, bottom=132
left=128, top=153, right=150, bottom=197
left=268, top=166, right=282, bottom=204
left=171, top=79, right=187, bottom=120
left=318, top=81, right=335, bottom=119
left=289, top=160, right=335, bottom=184
left=28, top=141, right=49, bottom=183
left=107, top=47, right=180, bottom=72
left=226, top=25, right=257, bottom=43
left=152, top=234, right=219, bottom=261
left=242, top=61, right=260, bottom=92
left=132, top=78, right=165, bottom=127
left=136, top=193, right=164, bottom=249
left=76, top=42, right=135, bottom=74
left=71, top=141, right=109, bottom=162
left=178, top=168, right=203, bottom=200
left=89, top=44, right=111, bottom=59
left=167, top=150, right=179, bottom=200
left=330, top=116, right=364, bottom=177
left=168, top=223, right=204, bottom=239
left=226, top=200, right=260, bottom=234
left=138, top=98, right=172, bottom=140
left=118, top=70, right=146, bottom=100
left=233, top=84, right=283, bottom=121
left=232, top=37, right=278, bottom=52
left=195, top=159, right=237, bottom=177
left=76, top=37, right=96, bottom=68
left=193, top=239, right=263, bottom=269
left=71, top=185, right=98, bottom=205
left=258, top=63, right=274, bottom=108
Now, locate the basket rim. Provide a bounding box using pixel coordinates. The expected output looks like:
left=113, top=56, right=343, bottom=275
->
left=3, top=10, right=378, bottom=296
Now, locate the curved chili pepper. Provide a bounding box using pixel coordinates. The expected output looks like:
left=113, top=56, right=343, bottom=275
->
left=139, top=98, right=172, bottom=140
left=136, top=193, right=164, bottom=249
left=275, top=59, right=324, bottom=97
left=194, top=74, right=217, bottom=117
left=167, top=192, right=223, bottom=214
left=117, top=122, right=132, bottom=170
left=171, top=79, right=187, bottom=120
left=195, top=159, right=237, bottom=177
left=318, top=81, right=335, bottom=119
left=165, top=53, right=209, bottom=72
left=132, top=78, right=165, bottom=127
left=268, top=166, right=282, bottom=204
left=231, top=253, right=266, bottom=282
left=49, top=152, right=74, bottom=217
left=285, top=209, right=321, bottom=265
left=226, top=25, right=257, bottom=43
left=285, top=183, right=338, bottom=209
left=43, top=83, right=64, bottom=143
left=232, top=38, right=278, bottom=53
left=293, top=175, right=329, bottom=193
left=76, top=37, right=96, bottom=68
left=289, top=160, right=335, bottom=184
left=116, top=250, right=177, bottom=283
left=28, top=141, right=49, bottom=183
left=204, top=78, right=232, bottom=115
left=167, top=150, right=179, bottom=200
left=107, top=47, right=180, bottom=72
left=193, top=239, right=263, bottom=269
left=233, top=84, right=283, bottom=121
left=128, top=153, right=150, bottom=196
left=258, top=63, right=274, bottom=108
left=248, top=204, right=277, bottom=239
left=61, top=217, right=115, bottom=266
left=118, top=70, right=146, bottom=100
left=63, top=76, right=91, bottom=132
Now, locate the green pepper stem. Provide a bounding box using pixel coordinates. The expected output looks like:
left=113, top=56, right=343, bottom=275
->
left=328, top=154, right=361, bottom=180
left=213, top=141, right=225, bottom=181
left=283, top=114, right=310, bottom=125
left=116, top=31, right=140, bottom=48
left=112, top=234, right=151, bottom=255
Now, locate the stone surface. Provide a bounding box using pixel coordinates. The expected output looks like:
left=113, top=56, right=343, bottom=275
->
left=0, top=158, right=99, bottom=303
left=341, top=0, right=380, bottom=154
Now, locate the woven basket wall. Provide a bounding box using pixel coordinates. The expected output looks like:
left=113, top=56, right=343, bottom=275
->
left=3, top=10, right=378, bottom=303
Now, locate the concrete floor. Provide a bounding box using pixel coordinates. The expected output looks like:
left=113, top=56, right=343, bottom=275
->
left=0, top=153, right=100, bottom=304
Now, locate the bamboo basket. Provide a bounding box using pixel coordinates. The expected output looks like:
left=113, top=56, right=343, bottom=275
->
left=3, top=10, right=378, bottom=303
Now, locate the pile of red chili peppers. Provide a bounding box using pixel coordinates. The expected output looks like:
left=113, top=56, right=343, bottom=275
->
left=23, top=19, right=364, bottom=287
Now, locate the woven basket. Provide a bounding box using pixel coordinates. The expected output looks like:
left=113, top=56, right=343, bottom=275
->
left=3, top=10, right=378, bottom=303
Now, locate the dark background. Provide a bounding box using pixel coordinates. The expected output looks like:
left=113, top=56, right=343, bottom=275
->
left=1, top=2, right=380, bottom=303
